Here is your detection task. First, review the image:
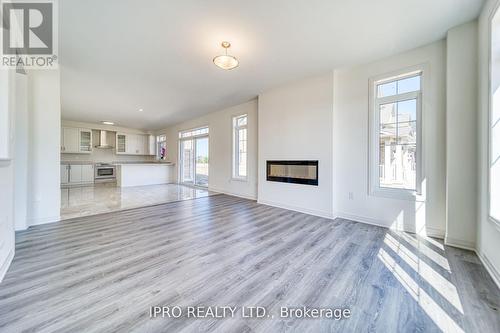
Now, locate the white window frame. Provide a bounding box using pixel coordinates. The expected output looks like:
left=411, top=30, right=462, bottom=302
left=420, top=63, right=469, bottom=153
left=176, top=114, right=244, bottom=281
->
left=232, top=114, right=248, bottom=181
left=179, top=126, right=209, bottom=139
left=488, top=4, right=500, bottom=227
left=369, top=65, right=425, bottom=201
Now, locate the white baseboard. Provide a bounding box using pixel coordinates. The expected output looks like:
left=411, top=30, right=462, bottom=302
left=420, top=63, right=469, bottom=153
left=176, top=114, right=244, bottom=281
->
left=208, top=187, right=257, bottom=201
left=0, top=248, right=14, bottom=283
left=425, top=227, right=446, bottom=239
left=334, top=211, right=392, bottom=229
left=476, top=251, right=500, bottom=290
left=444, top=236, right=476, bottom=251
left=334, top=211, right=445, bottom=239
left=27, top=215, right=61, bottom=227
left=257, top=199, right=334, bottom=219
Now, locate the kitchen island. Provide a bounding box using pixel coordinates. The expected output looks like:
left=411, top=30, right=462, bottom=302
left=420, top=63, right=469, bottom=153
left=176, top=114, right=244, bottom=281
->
left=115, top=162, right=175, bottom=187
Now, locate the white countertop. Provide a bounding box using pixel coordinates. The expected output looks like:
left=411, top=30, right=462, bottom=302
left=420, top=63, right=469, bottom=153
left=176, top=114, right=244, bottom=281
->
left=61, top=161, right=94, bottom=165
left=115, top=162, right=175, bottom=166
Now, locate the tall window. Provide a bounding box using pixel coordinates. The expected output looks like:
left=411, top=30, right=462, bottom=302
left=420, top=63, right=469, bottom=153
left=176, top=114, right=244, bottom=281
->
left=233, top=114, right=248, bottom=179
left=370, top=69, right=422, bottom=198
left=157, top=135, right=167, bottom=159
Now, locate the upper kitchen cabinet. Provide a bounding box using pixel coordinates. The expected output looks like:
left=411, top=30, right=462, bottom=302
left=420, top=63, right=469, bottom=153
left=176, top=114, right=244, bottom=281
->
left=148, top=135, right=156, bottom=155
left=61, top=127, right=92, bottom=154
left=79, top=129, right=92, bottom=152
left=116, top=134, right=127, bottom=154
left=116, top=133, right=155, bottom=156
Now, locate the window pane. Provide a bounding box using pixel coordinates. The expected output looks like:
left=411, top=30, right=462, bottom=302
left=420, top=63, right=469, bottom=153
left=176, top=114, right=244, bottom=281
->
left=380, top=123, right=397, bottom=143
left=239, top=128, right=247, bottom=141
left=377, top=81, right=397, bottom=98
left=380, top=103, right=396, bottom=124
left=398, top=121, right=417, bottom=145
left=234, top=125, right=247, bottom=178
left=491, top=160, right=500, bottom=220
left=239, top=152, right=247, bottom=177
left=492, top=120, right=500, bottom=164
left=180, top=127, right=209, bottom=139
left=397, top=75, right=420, bottom=94
left=237, top=116, right=247, bottom=126
left=397, top=99, right=417, bottom=122
left=379, top=143, right=416, bottom=190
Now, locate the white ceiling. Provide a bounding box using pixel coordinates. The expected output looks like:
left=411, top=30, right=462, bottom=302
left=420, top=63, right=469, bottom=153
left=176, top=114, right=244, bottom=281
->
left=60, top=0, right=484, bottom=130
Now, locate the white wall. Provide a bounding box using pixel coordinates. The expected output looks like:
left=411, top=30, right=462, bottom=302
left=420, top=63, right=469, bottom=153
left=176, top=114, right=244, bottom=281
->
left=27, top=70, right=61, bottom=226
left=0, top=70, right=16, bottom=281
left=158, top=99, right=258, bottom=199
left=258, top=74, right=334, bottom=218
left=333, top=41, right=446, bottom=236
left=14, top=72, right=29, bottom=231
left=477, top=0, right=500, bottom=286
left=445, top=21, right=478, bottom=249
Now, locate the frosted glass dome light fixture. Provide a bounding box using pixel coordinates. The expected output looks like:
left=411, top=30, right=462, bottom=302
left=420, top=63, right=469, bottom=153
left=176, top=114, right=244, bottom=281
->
left=213, top=41, right=239, bottom=70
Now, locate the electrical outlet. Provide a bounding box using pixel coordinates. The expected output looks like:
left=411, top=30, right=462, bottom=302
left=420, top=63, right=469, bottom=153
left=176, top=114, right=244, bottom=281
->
left=348, top=192, right=354, bottom=200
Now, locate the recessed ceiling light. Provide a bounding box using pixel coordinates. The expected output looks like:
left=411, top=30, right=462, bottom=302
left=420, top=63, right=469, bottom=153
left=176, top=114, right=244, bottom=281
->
left=138, top=108, right=144, bottom=112
left=102, top=121, right=114, bottom=125
left=213, top=41, right=239, bottom=70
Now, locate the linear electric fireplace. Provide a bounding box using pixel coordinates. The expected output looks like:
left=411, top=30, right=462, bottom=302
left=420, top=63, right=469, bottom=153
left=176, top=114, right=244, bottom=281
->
left=266, top=160, right=318, bottom=186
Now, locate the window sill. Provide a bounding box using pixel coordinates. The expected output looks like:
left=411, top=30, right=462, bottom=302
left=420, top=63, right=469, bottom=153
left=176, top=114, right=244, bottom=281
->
left=489, top=216, right=500, bottom=233
left=370, top=187, right=424, bottom=202
left=231, top=177, right=248, bottom=182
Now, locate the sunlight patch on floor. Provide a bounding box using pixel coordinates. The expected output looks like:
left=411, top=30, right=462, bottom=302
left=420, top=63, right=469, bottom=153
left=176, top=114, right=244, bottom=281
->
left=378, top=247, right=464, bottom=333
left=384, top=234, right=463, bottom=314
left=397, top=232, right=450, bottom=270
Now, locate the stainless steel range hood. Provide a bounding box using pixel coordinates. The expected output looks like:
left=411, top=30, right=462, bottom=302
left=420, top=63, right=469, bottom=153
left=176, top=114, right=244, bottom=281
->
left=95, top=130, right=113, bottom=149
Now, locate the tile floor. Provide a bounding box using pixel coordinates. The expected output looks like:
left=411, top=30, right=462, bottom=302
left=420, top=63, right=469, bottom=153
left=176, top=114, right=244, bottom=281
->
left=60, top=183, right=216, bottom=220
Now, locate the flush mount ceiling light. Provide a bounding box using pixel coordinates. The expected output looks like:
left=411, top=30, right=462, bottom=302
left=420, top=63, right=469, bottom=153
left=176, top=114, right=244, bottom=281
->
left=213, top=41, right=239, bottom=70
left=102, top=121, right=114, bottom=125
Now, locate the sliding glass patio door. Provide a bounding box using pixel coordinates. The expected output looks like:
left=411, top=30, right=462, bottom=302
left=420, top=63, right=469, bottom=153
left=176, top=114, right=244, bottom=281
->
left=180, top=139, right=195, bottom=184
left=179, top=127, right=209, bottom=187
left=194, top=137, right=209, bottom=186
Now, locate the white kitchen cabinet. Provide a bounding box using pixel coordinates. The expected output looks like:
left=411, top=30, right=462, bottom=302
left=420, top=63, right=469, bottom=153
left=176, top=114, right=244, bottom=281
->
left=81, top=165, right=94, bottom=182
left=61, top=164, right=94, bottom=186
left=148, top=135, right=156, bottom=155
left=137, top=135, right=146, bottom=155
left=61, top=165, right=69, bottom=184
left=125, top=134, right=135, bottom=155
left=69, top=165, right=82, bottom=183
left=116, top=133, right=150, bottom=155
left=62, top=127, right=79, bottom=153
left=116, top=134, right=126, bottom=153
left=61, top=127, right=92, bottom=154
left=79, top=129, right=92, bottom=152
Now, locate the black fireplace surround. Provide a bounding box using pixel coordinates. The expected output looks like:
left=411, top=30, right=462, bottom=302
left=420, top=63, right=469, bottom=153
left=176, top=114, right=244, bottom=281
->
left=266, top=160, right=319, bottom=186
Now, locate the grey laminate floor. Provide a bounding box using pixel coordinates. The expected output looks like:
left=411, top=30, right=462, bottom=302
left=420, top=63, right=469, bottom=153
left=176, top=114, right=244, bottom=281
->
left=1, top=195, right=499, bottom=333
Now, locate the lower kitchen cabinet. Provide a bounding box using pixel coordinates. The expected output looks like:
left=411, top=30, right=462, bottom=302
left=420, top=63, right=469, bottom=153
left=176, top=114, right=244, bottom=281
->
left=61, top=164, right=94, bottom=185
left=61, top=165, right=70, bottom=185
